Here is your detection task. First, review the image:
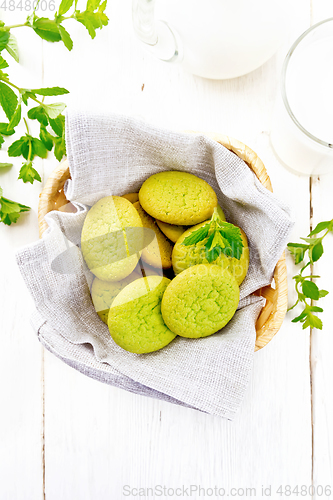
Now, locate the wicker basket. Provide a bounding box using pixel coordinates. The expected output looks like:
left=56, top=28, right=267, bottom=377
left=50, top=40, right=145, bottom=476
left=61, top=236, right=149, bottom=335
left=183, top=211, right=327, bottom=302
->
left=38, top=133, right=288, bottom=352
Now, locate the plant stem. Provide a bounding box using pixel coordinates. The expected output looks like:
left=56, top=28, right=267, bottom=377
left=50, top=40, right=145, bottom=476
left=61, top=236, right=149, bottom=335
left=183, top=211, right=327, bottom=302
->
left=23, top=118, right=29, bottom=135
left=33, top=0, right=41, bottom=14
left=23, top=118, right=33, bottom=163
left=3, top=22, right=30, bottom=30
left=3, top=79, right=21, bottom=92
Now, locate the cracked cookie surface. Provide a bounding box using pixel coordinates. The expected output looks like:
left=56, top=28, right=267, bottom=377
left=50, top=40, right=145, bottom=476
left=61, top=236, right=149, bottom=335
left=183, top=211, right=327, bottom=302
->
left=139, top=171, right=217, bottom=225
left=161, top=264, right=239, bottom=338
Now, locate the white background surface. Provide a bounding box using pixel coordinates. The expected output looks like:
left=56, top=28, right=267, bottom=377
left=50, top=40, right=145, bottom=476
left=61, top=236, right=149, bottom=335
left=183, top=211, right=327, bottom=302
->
left=1, top=1, right=333, bottom=499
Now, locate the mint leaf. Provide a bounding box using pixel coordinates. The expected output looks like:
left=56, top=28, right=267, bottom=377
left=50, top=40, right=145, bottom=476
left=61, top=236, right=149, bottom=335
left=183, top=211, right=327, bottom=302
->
left=33, top=18, right=62, bottom=43
left=7, top=137, right=26, bottom=157
left=0, top=56, right=8, bottom=69
left=54, top=135, right=66, bottom=161
left=40, top=125, right=54, bottom=151
left=0, top=81, right=18, bottom=120
left=308, top=220, right=333, bottom=236
left=18, top=162, right=42, bottom=184
left=218, top=222, right=243, bottom=260
left=302, top=280, right=320, bottom=300
left=287, top=242, right=309, bottom=264
left=98, top=0, right=107, bottom=12
left=58, top=25, right=73, bottom=50
left=301, top=318, right=310, bottom=329
left=182, top=210, right=243, bottom=260
left=308, top=306, right=324, bottom=313
left=31, top=137, right=47, bottom=159
left=204, top=232, right=214, bottom=250
left=43, top=102, right=66, bottom=119
left=76, top=11, right=97, bottom=38
left=5, top=33, right=19, bottom=63
left=0, top=123, right=15, bottom=136
left=0, top=31, right=9, bottom=52
left=8, top=104, right=21, bottom=129
left=0, top=163, right=13, bottom=168
left=182, top=223, right=210, bottom=246
left=76, top=10, right=108, bottom=38
left=307, top=313, right=323, bottom=330
left=300, top=236, right=321, bottom=245
left=318, top=289, right=329, bottom=298
left=21, top=137, right=31, bottom=160
left=0, top=193, right=30, bottom=225
left=31, top=86, right=69, bottom=96
left=86, top=0, right=100, bottom=10
left=291, top=311, right=307, bottom=323
left=206, top=246, right=223, bottom=263
left=28, top=105, right=49, bottom=126
left=49, top=114, right=65, bottom=136
left=58, top=0, right=74, bottom=15
left=0, top=134, right=4, bottom=148
left=310, top=242, right=324, bottom=263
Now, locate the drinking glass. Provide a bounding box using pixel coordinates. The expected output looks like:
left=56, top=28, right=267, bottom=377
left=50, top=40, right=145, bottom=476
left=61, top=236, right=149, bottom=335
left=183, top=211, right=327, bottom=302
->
left=270, top=18, right=333, bottom=176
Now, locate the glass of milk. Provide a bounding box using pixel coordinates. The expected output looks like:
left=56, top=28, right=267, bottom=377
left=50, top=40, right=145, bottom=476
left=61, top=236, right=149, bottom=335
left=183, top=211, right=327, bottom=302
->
left=270, top=18, right=333, bottom=176
left=132, top=0, right=289, bottom=80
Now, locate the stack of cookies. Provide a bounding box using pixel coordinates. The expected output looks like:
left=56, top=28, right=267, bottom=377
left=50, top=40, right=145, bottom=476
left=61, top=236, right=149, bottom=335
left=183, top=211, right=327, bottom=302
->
left=81, top=171, right=250, bottom=354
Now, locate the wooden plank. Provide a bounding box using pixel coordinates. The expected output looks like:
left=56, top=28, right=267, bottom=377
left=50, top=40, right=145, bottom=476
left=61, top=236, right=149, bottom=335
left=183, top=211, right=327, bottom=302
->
left=0, top=13, right=44, bottom=500
left=310, top=175, right=333, bottom=498
left=307, top=2, right=333, bottom=498
left=41, top=1, right=314, bottom=498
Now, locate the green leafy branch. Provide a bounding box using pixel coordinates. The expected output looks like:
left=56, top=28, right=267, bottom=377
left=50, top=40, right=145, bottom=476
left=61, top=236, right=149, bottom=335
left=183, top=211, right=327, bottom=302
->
left=0, top=186, right=30, bottom=225
left=182, top=208, right=244, bottom=262
left=0, top=0, right=108, bottom=225
left=1, top=0, right=108, bottom=47
left=287, top=219, right=333, bottom=330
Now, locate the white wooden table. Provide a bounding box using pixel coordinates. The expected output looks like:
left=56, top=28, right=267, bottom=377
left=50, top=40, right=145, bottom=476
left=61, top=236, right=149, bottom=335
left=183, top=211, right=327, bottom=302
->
left=1, top=1, right=333, bottom=499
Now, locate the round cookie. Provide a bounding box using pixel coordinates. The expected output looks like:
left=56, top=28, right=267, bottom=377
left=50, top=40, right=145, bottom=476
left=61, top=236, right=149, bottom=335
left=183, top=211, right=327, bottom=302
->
left=91, top=268, right=142, bottom=324
left=172, top=221, right=249, bottom=285
left=155, top=220, right=186, bottom=243
left=161, top=264, right=239, bottom=338
left=122, top=192, right=139, bottom=204
left=133, top=201, right=173, bottom=269
left=139, top=171, right=218, bottom=225
left=108, top=276, right=176, bottom=353
left=81, top=196, right=143, bottom=281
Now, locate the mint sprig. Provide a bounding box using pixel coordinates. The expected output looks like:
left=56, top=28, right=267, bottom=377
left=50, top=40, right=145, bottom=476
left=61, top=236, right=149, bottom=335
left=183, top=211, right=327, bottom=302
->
left=287, top=219, right=333, bottom=330
left=0, top=186, right=30, bottom=225
left=182, top=208, right=244, bottom=262
left=0, top=0, right=108, bottom=225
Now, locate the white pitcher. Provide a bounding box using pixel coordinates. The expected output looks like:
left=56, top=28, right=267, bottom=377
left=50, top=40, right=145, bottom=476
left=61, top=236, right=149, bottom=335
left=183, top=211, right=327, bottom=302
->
left=132, top=0, right=289, bottom=79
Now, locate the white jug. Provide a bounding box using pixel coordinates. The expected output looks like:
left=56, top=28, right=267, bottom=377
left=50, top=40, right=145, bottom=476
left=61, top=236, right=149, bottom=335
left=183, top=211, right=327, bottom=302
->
left=133, top=0, right=289, bottom=79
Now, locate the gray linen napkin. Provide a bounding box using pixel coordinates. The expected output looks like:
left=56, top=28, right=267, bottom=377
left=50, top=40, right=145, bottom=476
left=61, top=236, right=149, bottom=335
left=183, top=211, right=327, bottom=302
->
left=16, top=111, right=293, bottom=419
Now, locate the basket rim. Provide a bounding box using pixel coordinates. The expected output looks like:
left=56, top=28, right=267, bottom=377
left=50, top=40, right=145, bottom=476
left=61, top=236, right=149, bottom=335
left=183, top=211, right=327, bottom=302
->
left=38, top=132, right=288, bottom=351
